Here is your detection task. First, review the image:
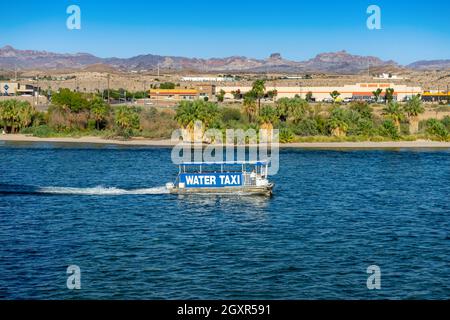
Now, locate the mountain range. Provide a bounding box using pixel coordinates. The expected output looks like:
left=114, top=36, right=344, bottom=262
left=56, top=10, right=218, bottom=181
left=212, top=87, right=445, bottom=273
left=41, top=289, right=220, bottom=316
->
left=0, top=45, right=449, bottom=74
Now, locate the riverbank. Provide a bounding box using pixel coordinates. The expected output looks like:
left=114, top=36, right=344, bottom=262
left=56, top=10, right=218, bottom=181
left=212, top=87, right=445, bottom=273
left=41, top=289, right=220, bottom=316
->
left=2, top=134, right=450, bottom=149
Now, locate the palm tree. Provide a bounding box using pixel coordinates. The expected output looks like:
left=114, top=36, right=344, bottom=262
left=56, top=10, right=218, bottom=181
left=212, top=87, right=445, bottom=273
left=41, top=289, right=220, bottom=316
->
left=174, top=100, right=219, bottom=141
left=327, top=107, right=348, bottom=137
left=89, top=98, right=110, bottom=130
left=384, top=88, right=395, bottom=104
left=266, top=89, right=278, bottom=101
left=275, top=98, right=290, bottom=122
left=258, top=106, right=278, bottom=141
left=330, top=91, right=341, bottom=103
left=199, top=101, right=219, bottom=129
left=305, top=91, right=314, bottom=102
left=231, top=89, right=242, bottom=100
left=0, top=100, right=13, bottom=132
left=114, top=106, right=139, bottom=136
left=243, top=96, right=257, bottom=123
left=382, top=101, right=404, bottom=129
left=17, top=101, right=35, bottom=129
left=289, top=97, right=309, bottom=124
left=275, top=97, right=308, bottom=123
left=403, top=95, right=425, bottom=134
left=372, top=88, right=383, bottom=103
left=217, top=89, right=226, bottom=102
left=327, top=117, right=348, bottom=137
left=0, top=100, right=33, bottom=133
left=251, top=79, right=266, bottom=115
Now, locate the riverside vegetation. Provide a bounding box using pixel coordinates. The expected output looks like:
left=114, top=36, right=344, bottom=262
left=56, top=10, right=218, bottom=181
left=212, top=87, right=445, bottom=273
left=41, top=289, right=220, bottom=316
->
left=1, top=84, right=450, bottom=143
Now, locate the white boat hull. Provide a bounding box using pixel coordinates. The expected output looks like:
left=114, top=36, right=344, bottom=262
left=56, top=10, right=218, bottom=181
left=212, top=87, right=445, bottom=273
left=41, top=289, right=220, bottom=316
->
left=168, top=183, right=274, bottom=196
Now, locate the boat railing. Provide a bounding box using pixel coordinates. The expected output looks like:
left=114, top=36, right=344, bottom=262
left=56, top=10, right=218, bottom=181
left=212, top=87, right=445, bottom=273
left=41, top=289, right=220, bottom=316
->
left=243, top=173, right=257, bottom=186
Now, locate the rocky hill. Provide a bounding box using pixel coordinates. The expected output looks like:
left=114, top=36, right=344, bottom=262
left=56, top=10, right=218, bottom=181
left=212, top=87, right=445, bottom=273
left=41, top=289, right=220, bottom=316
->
left=407, top=59, right=450, bottom=70
left=0, top=45, right=446, bottom=74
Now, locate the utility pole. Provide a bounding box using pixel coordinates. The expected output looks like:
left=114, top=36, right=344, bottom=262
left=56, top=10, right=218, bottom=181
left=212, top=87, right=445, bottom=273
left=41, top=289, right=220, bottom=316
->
left=107, top=74, right=110, bottom=103
left=36, top=74, right=40, bottom=106
left=143, top=80, right=147, bottom=102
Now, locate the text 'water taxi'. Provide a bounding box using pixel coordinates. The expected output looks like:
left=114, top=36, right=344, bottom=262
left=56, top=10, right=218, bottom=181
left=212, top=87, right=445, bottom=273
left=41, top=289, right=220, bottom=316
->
left=166, top=160, right=274, bottom=196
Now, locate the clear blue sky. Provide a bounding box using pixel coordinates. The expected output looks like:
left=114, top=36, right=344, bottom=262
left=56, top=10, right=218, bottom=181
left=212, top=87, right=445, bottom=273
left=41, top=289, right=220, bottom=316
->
left=1, top=0, right=449, bottom=64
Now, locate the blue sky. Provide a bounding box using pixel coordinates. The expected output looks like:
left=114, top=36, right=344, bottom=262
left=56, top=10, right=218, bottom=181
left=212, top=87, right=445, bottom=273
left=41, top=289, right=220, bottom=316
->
left=1, top=0, right=449, bottom=64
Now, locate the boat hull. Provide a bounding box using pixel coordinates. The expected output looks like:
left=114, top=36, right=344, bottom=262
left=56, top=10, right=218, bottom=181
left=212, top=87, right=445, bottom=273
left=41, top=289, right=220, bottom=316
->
left=168, top=184, right=274, bottom=196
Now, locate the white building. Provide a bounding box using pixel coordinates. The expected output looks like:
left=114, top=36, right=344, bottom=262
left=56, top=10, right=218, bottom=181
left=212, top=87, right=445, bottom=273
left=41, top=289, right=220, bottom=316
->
left=216, top=83, right=422, bottom=102
left=181, top=76, right=235, bottom=82
left=0, top=82, right=36, bottom=96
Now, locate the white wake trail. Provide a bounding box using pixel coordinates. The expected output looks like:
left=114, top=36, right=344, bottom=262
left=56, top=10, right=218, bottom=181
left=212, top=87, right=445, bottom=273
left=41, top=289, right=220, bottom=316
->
left=37, top=186, right=169, bottom=195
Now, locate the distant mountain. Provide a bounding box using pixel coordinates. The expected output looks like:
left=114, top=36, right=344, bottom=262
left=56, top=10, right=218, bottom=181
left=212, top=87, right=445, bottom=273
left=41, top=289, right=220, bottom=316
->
left=0, top=45, right=101, bottom=69
left=407, top=59, right=450, bottom=70
left=301, top=50, right=399, bottom=73
left=0, top=45, right=442, bottom=74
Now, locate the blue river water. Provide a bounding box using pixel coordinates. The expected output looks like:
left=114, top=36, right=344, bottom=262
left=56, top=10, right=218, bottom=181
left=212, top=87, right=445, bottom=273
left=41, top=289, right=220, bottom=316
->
left=0, top=141, right=449, bottom=300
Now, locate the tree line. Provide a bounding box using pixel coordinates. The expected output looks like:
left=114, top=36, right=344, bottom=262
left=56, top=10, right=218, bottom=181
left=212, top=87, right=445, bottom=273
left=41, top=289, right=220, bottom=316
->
left=0, top=89, right=177, bottom=138
left=1, top=86, right=450, bottom=142
left=174, top=94, right=450, bottom=142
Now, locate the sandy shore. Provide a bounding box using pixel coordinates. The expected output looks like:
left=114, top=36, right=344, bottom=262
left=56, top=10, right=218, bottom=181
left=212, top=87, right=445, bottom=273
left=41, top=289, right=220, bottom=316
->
left=1, top=134, right=450, bottom=149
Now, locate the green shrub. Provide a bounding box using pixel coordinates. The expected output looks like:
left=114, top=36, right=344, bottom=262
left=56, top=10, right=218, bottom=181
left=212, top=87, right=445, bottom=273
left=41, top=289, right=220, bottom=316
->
left=349, top=101, right=373, bottom=119
left=114, top=106, right=140, bottom=138
left=221, top=107, right=242, bottom=123
left=139, top=108, right=178, bottom=139
left=400, top=122, right=410, bottom=136
left=279, top=127, right=294, bottom=143
left=159, top=82, right=176, bottom=89
left=441, top=116, right=450, bottom=131
left=347, top=118, right=376, bottom=136
left=87, top=119, right=97, bottom=130
left=20, top=125, right=57, bottom=137
left=425, top=119, right=449, bottom=141
left=293, top=119, right=319, bottom=136
left=379, top=120, right=400, bottom=140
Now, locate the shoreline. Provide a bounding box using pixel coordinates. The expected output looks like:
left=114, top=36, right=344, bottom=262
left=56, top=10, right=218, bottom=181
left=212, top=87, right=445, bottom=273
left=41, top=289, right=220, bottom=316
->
left=1, top=134, right=450, bottom=149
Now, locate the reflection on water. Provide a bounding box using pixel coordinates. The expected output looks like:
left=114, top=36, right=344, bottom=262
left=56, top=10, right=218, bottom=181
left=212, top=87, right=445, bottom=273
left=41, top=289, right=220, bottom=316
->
left=175, top=193, right=270, bottom=209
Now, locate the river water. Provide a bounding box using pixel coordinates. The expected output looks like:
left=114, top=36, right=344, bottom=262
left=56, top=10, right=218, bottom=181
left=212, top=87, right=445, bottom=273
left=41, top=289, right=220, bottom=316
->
left=0, top=142, right=449, bottom=299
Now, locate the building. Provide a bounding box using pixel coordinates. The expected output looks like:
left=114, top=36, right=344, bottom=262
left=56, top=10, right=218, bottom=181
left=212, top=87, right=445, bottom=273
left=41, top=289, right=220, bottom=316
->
left=149, top=89, right=199, bottom=101
left=373, top=73, right=404, bottom=80
left=0, top=82, right=38, bottom=96
left=216, top=83, right=422, bottom=102
left=181, top=76, right=234, bottom=82
left=422, top=91, right=450, bottom=102
left=196, top=84, right=216, bottom=99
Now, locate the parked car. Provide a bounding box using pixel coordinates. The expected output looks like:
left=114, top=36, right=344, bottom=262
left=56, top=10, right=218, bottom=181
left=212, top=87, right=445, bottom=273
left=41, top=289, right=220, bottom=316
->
left=343, top=98, right=353, bottom=103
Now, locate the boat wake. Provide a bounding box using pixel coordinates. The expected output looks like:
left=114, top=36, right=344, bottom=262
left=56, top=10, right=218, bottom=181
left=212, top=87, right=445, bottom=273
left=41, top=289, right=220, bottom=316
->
left=0, top=184, right=169, bottom=196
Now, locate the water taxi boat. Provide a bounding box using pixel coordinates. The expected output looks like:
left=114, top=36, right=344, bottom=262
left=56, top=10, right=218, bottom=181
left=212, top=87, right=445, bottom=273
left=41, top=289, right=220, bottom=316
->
left=166, top=160, right=274, bottom=196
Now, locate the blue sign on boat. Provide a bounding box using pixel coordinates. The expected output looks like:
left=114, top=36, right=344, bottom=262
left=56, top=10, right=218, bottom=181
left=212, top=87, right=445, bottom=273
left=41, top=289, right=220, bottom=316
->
left=179, top=173, right=243, bottom=188
left=4, top=84, right=9, bottom=92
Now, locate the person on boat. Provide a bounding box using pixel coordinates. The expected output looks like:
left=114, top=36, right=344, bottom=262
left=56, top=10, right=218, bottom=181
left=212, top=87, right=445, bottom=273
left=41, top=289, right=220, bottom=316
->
left=250, top=169, right=257, bottom=184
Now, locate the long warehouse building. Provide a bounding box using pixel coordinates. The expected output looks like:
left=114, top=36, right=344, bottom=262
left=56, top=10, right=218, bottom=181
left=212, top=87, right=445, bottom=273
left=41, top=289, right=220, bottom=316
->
left=217, top=83, right=422, bottom=102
